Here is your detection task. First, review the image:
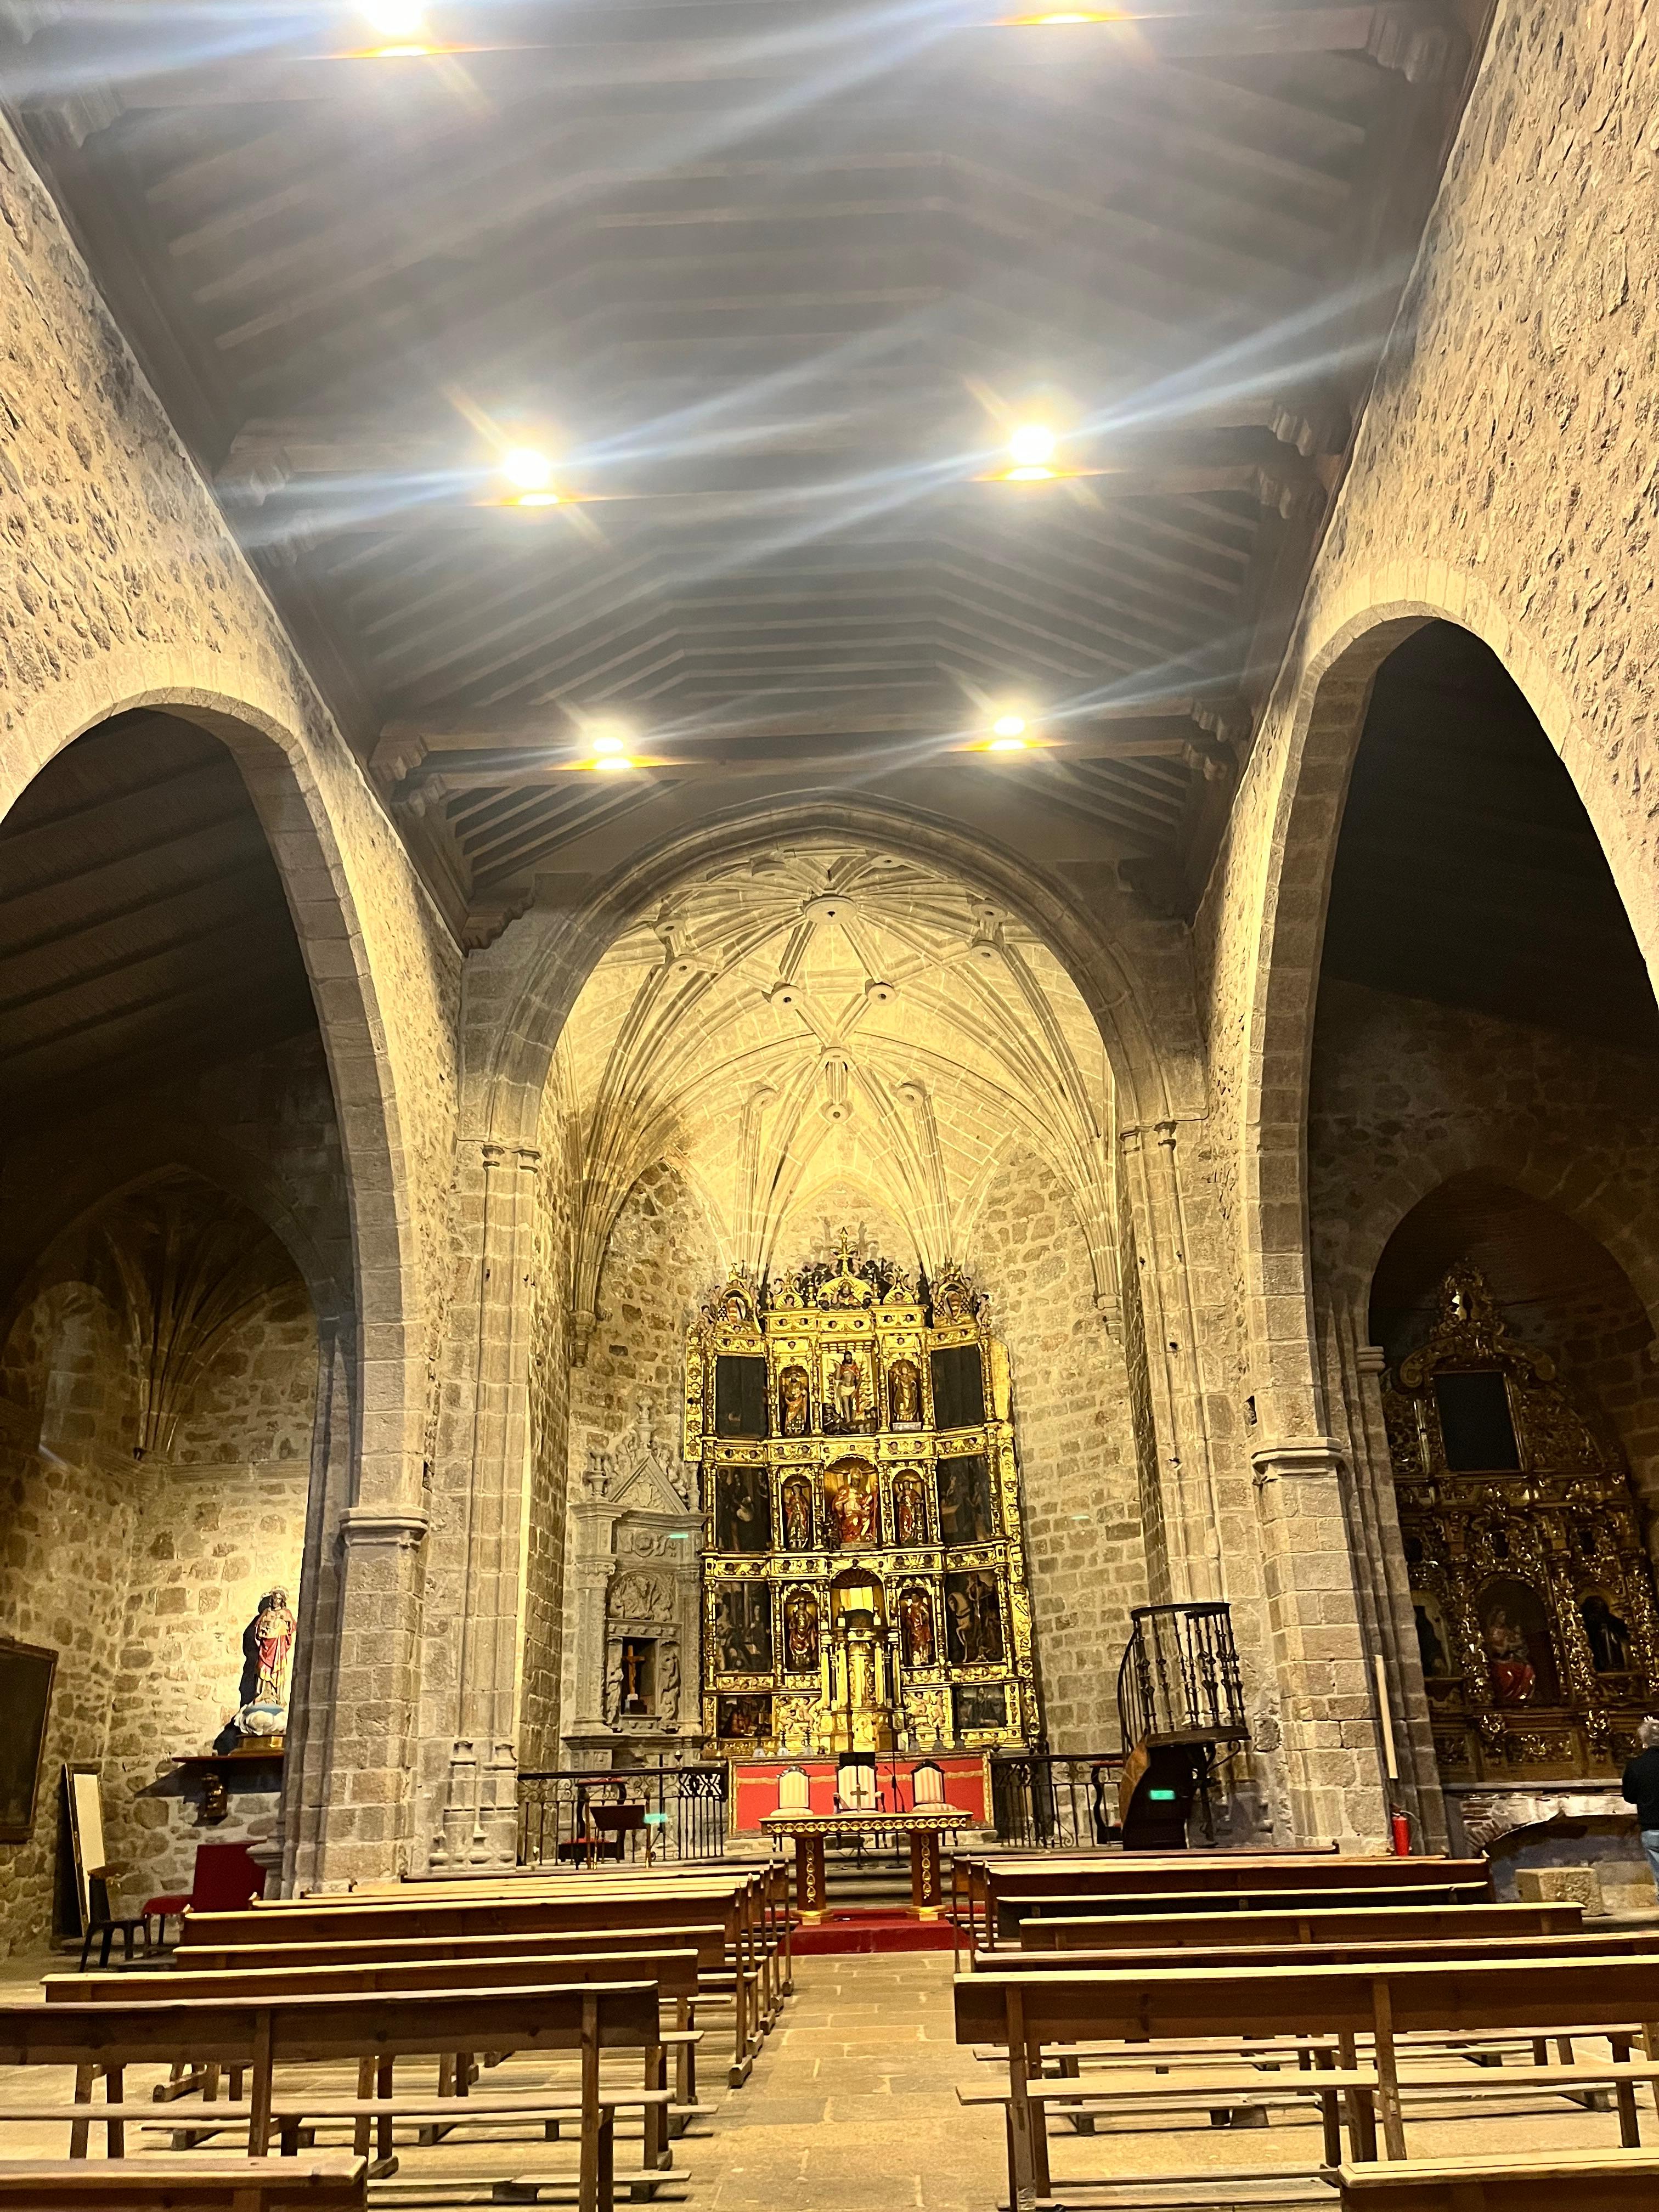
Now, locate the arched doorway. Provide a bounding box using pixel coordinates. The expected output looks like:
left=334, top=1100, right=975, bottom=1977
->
left=0, top=709, right=377, bottom=1936
left=1304, top=622, right=1659, bottom=1867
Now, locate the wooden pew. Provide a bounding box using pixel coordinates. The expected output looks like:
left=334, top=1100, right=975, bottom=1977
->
left=183, top=1884, right=766, bottom=2085
left=971, top=1854, right=1492, bottom=1945
left=179, top=1924, right=726, bottom=2115
left=252, top=1865, right=782, bottom=1998
left=956, top=1956, right=1659, bottom=2209
left=0, top=1980, right=659, bottom=2212
left=0, top=2154, right=365, bottom=2207
left=991, top=1881, right=1495, bottom=1944
left=1337, top=2149, right=1659, bottom=2210
left=950, top=1848, right=1419, bottom=1944
left=42, top=1950, right=703, bottom=2178
left=293, top=1863, right=794, bottom=2012
left=1019, top=1901, right=1576, bottom=1950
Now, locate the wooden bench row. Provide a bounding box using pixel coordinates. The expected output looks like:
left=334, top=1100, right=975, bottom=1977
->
left=956, top=1950, right=1659, bottom=2208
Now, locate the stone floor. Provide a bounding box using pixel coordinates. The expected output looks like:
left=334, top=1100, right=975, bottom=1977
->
left=0, top=1950, right=1646, bottom=2209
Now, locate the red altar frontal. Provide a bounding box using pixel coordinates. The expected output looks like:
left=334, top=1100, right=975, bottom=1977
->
left=732, top=1754, right=988, bottom=1832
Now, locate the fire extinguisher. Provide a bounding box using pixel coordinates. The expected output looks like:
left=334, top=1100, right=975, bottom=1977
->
left=1390, top=1808, right=1413, bottom=1858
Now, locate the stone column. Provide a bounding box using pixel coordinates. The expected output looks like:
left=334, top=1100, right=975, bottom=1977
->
left=1343, top=1337, right=1448, bottom=1848
left=1249, top=1435, right=1389, bottom=1844
left=432, top=1138, right=541, bottom=1866
left=1116, top=1119, right=1226, bottom=1602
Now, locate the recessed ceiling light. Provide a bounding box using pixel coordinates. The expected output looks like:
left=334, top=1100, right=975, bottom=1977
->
left=591, top=729, right=628, bottom=757
left=364, top=1, right=427, bottom=36
left=988, top=735, right=1028, bottom=753
left=991, top=714, right=1026, bottom=739
left=1008, top=425, right=1057, bottom=467
left=501, top=446, right=555, bottom=492
left=594, top=753, right=635, bottom=772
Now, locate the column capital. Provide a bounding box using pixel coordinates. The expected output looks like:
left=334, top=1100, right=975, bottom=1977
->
left=1251, top=1436, right=1345, bottom=1488
left=1357, top=1344, right=1388, bottom=1377
left=340, top=1504, right=430, bottom=1548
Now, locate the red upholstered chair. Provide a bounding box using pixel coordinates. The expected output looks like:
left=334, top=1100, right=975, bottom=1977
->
left=143, top=1841, right=266, bottom=1946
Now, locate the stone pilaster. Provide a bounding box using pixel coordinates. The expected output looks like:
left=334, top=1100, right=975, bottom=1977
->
left=1250, top=1435, right=1388, bottom=1844
left=432, top=1139, right=541, bottom=1867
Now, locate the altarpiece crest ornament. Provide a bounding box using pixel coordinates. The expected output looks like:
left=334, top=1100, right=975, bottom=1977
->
left=686, top=1234, right=1036, bottom=1754
left=1381, top=1262, right=1659, bottom=1782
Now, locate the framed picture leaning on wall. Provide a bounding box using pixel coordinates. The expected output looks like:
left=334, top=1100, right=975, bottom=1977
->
left=0, top=1635, right=57, bottom=1843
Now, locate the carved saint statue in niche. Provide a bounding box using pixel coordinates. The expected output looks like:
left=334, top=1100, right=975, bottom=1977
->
left=1483, top=1604, right=1536, bottom=1705
left=892, top=1472, right=926, bottom=1547
left=823, top=1457, right=879, bottom=1549
left=889, top=1357, right=922, bottom=1427
left=659, top=1644, right=680, bottom=1725
left=829, top=1348, right=866, bottom=1432
left=784, top=1585, right=821, bottom=1670
left=899, top=1583, right=935, bottom=1666
left=1582, top=1592, right=1632, bottom=1673
left=778, top=1364, right=811, bottom=1437
left=782, top=1474, right=814, bottom=1552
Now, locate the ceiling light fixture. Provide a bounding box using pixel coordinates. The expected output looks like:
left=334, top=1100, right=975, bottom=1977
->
left=501, top=446, right=555, bottom=492
left=591, top=730, right=628, bottom=758
left=364, top=1, right=428, bottom=36
left=992, top=714, right=1027, bottom=738
left=988, top=734, right=1029, bottom=752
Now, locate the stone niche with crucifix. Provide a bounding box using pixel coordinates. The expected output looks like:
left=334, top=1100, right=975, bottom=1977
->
left=560, top=1400, right=704, bottom=1768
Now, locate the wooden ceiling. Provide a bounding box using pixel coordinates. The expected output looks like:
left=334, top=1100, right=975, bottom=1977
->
left=1321, top=622, right=1659, bottom=1055
left=0, top=714, right=317, bottom=1128
left=6, top=0, right=1483, bottom=928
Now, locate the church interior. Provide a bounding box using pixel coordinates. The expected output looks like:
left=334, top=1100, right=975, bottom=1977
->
left=4, top=3, right=1659, bottom=2208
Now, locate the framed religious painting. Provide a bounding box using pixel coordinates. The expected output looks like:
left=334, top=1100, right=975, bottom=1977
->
left=0, top=1635, right=56, bottom=1843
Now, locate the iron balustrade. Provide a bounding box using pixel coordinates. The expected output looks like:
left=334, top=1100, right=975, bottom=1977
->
left=989, top=1750, right=1125, bottom=1848
left=516, top=1762, right=728, bottom=1866
left=1117, top=1599, right=1248, bottom=1751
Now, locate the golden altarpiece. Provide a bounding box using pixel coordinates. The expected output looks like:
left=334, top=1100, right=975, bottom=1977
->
left=1384, top=1264, right=1659, bottom=1782
left=684, top=1240, right=1038, bottom=1755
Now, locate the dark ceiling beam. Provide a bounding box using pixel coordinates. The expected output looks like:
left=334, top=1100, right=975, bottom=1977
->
left=375, top=709, right=1229, bottom=802
left=14, top=6, right=1459, bottom=114
left=223, top=459, right=1323, bottom=549
left=216, top=398, right=1345, bottom=495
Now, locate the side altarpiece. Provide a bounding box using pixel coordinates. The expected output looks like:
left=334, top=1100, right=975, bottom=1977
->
left=685, top=1240, right=1039, bottom=1756
left=1384, top=1264, right=1659, bottom=1782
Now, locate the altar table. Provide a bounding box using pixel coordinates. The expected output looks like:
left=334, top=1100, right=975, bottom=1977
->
left=762, top=1805, right=969, bottom=1921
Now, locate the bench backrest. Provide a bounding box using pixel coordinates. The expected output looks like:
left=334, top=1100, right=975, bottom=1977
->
left=984, top=1857, right=1490, bottom=1900
left=1020, top=1902, right=1575, bottom=1948
left=179, top=1925, right=727, bottom=1976
left=983, top=1929, right=1652, bottom=1974
left=956, top=1954, right=1659, bottom=2046
left=183, top=1894, right=740, bottom=1950
left=0, top=2154, right=365, bottom=2206
left=0, top=1982, right=662, bottom=2071
left=994, top=1883, right=1492, bottom=1934
left=43, top=1948, right=700, bottom=2007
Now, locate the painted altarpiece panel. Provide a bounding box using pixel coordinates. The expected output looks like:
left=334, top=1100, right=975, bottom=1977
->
left=686, top=1238, right=1037, bottom=1754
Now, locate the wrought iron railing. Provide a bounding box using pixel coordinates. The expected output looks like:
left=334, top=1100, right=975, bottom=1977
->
left=989, top=1750, right=1125, bottom=1847
left=1116, top=1600, right=1248, bottom=1750
left=516, top=1763, right=728, bottom=1866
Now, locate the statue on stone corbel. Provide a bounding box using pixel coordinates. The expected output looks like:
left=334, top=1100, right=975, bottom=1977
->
left=659, top=1643, right=681, bottom=1728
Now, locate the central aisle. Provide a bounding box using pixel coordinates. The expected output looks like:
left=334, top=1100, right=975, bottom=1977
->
left=702, top=1953, right=1003, bottom=2212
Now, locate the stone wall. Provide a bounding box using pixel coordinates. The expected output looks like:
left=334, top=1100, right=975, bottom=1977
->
left=1180, top=0, right=1659, bottom=1839
left=1310, top=977, right=1659, bottom=1506
left=568, top=1163, right=721, bottom=1487
left=0, top=1194, right=316, bottom=1955
left=0, top=110, right=466, bottom=1886
left=969, top=1143, right=1147, bottom=1748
